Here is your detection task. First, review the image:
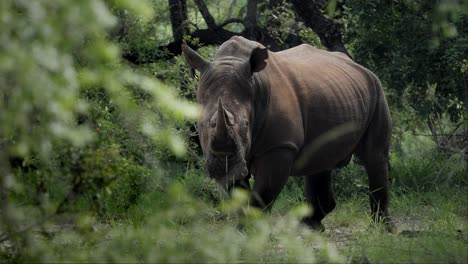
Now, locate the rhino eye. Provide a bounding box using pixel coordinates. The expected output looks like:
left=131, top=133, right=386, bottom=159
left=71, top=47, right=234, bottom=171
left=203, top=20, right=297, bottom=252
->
left=241, top=117, right=249, bottom=127
left=209, top=114, right=216, bottom=127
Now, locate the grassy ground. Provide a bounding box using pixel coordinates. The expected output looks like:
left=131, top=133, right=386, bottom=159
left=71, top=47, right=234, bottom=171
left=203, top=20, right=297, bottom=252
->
left=271, top=187, right=467, bottom=263
left=270, top=157, right=468, bottom=263
left=174, top=155, right=468, bottom=263
left=6, top=154, right=467, bottom=263
left=109, top=158, right=466, bottom=263
left=322, top=191, right=467, bottom=263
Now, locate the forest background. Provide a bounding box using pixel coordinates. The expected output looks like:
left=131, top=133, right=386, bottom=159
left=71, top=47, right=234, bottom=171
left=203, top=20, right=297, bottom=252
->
left=0, top=0, right=467, bottom=262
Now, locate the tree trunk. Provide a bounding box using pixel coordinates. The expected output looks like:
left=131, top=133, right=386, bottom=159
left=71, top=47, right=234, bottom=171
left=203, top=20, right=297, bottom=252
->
left=246, top=0, right=259, bottom=38
left=168, top=0, right=188, bottom=41
left=194, top=0, right=217, bottom=30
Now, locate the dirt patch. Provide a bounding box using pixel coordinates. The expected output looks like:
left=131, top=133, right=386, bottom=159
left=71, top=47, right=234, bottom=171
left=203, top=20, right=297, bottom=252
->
left=323, top=226, right=355, bottom=248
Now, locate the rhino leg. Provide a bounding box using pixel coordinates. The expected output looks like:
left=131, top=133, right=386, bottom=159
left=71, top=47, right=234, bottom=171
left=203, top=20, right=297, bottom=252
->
left=355, top=95, right=393, bottom=229
left=364, top=157, right=390, bottom=222
left=250, top=150, right=295, bottom=211
left=230, top=174, right=252, bottom=192
left=302, top=170, right=336, bottom=230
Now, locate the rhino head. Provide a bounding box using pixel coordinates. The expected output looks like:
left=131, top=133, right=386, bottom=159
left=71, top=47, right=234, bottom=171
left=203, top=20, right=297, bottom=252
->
left=182, top=39, right=268, bottom=189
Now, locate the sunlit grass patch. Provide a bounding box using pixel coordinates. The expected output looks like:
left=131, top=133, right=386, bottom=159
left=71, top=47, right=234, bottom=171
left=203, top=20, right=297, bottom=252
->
left=324, top=195, right=368, bottom=229
left=273, top=177, right=307, bottom=213
left=321, top=189, right=468, bottom=263
left=390, top=152, right=466, bottom=192
left=346, top=223, right=467, bottom=263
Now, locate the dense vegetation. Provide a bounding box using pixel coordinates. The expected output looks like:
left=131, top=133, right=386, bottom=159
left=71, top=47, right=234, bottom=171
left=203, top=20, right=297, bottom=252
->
left=1, top=0, right=466, bottom=262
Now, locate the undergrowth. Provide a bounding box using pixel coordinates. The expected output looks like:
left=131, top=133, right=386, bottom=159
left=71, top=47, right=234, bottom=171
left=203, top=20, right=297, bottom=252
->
left=2, top=140, right=466, bottom=263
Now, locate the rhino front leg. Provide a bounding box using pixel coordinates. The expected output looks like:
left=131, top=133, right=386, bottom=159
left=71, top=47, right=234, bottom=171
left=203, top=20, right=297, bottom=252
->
left=250, top=150, right=295, bottom=211
left=302, top=170, right=336, bottom=230
left=229, top=174, right=252, bottom=192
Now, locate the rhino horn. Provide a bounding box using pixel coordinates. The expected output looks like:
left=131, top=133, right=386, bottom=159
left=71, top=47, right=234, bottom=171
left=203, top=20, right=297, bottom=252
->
left=214, top=98, right=229, bottom=140
left=211, top=98, right=235, bottom=152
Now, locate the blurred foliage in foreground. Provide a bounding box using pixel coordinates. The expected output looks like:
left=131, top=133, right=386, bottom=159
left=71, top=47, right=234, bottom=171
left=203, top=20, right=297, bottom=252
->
left=0, top=0, right=199, bottom=260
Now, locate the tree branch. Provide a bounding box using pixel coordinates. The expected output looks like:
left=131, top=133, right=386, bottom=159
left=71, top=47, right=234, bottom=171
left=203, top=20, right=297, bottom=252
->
left=227, top=0, right=237, bottom=19
left=121, top=28, right=238, bottom=64
left=288, top=0, right=352, bottom=58
left=122, top=0, right=283, bottom=64
left=121, top=25, right=284, bottom=65
left=193, top=0, right=217, bottom=30
left=219, top=18, right=246, bottom=28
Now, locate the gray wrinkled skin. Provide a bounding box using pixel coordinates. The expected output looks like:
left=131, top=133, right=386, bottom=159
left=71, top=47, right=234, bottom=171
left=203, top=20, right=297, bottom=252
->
left=202, top=102, right=250, bottom=189
left=182, top=36, right=393, bottom=231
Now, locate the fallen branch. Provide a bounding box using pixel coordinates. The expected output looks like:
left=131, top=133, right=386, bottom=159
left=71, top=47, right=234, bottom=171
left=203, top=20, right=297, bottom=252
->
left=219, top=18, right=246, bottom=28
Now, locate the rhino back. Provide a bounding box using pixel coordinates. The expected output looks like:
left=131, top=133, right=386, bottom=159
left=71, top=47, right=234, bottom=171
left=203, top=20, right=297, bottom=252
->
left=258, top=45, right=382, bottom=175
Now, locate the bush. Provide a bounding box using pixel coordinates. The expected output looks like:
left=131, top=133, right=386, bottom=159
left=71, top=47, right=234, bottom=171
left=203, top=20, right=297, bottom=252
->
left=0, top=0, right=197, bottom=260
left=11, top=184, right=344, bottom=263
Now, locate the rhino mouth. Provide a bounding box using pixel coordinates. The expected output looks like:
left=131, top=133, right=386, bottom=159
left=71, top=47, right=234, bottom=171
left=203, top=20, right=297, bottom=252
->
left=206, top=153, right=248, bottom=190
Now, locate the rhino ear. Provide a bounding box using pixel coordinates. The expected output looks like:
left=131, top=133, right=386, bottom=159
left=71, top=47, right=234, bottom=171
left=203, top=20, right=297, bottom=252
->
left=182, top=41, right=209, bottom=73
left=249, top=47, right=269, bottom=73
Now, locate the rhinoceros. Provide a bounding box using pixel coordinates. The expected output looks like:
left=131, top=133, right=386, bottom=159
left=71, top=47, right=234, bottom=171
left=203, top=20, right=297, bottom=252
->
left=182, top=36, right=392, bottom=229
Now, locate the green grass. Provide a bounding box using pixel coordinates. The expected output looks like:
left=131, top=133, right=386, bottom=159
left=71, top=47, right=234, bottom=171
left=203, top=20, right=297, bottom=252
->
left=323, top=190, right=467, bottom=263
left=25, top=181, right=343, bottom=263
left=65, top=170, right=468, bottom=262
left=4, top=154, right=467, bottom=263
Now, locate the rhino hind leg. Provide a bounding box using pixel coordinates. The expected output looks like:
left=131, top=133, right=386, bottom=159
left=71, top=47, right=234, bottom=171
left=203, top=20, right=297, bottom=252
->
left=302, top=170, right=336, bottom=230
left=355, top=95, right=393, bottom=230
left=364, top=158, right=390, bottom=221
left=359, top=153, right=396, bottom=233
